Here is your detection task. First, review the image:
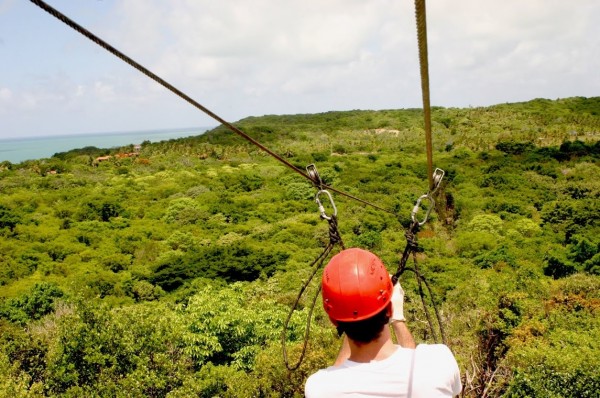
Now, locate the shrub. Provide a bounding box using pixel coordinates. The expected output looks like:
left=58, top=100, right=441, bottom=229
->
left=0, top=283, right=64, bottom=325
left=543, top=249, right=576, bottom=279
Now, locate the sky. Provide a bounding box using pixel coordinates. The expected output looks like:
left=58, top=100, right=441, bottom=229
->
left=0, top=0, right=599, bottom=139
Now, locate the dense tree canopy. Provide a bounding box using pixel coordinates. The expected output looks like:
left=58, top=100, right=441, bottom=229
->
left=0, top=97, right=599, bottom=397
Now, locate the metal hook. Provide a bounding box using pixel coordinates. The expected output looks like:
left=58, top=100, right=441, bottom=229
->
left=411, top=194, right=435, bottom=226
left=315, top=189, right=337, bottom=221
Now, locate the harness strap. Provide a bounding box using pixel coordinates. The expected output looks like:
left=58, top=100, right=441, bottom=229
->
left=407, top=348, right=417, bottom=398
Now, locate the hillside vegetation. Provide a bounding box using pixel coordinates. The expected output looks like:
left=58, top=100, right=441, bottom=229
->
left=1, top=97, right=599, bottom=397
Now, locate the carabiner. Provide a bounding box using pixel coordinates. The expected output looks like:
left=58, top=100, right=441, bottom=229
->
left=315, top=189, right=337, bottom=221
left=411, top=194, right=435, bottom=226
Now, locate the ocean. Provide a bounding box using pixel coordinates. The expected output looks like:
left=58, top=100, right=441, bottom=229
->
left=0, top=127, right=215, bottom=164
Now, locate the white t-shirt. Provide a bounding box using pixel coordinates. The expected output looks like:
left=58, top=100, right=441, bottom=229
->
left=305, top=344, right=461, bottom=398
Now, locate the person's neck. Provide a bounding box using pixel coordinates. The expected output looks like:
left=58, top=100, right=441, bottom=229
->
left=348, top=328, right=397, bottom=363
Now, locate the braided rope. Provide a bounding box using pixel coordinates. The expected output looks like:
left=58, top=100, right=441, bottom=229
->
left=327, top=215, right=345, bottom=249
left=282, top=214, right=346, bottom=370
left=414, top=0, right=434, bottom=191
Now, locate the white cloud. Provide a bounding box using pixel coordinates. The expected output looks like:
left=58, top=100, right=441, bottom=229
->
left=111, top=1, right=408, bottom=87
left=93, top=81, right=116, bottom=102
left=0, top=87, right=11, bottom=101
left=421, top=0, right=600, bottom=105
left=1, top=0, right=598, bottom=138
left=0, top=0, right=16, bottom=15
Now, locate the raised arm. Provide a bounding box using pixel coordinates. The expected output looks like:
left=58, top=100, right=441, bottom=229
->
left=390, top=279, right=416, bottom=348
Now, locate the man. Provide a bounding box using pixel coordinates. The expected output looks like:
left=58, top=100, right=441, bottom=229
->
left=305, top=248, right=461, bottom=397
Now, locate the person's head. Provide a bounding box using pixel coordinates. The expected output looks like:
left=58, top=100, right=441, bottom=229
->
left=321, top=248, right=393, bottom=344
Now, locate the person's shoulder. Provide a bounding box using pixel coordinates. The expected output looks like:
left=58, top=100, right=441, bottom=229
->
left=305, top=366, right=343, bottom=397
left=304, top=369, right=322, bottom=397
left=415, top=344, right=460, bottom=375
left=416, top=343, right=453, bottom=353
left=415, top=343, right=457, bottom=362
left=305, top=365, right=338, bottom=385
left=415, top=344, right=462, bottom=394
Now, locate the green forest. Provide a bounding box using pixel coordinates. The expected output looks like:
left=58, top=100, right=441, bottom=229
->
left=1, top=96, right=599, bottom=397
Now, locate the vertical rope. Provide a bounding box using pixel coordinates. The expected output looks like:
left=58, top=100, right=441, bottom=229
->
left=414, top=0, right=434, bottom=191
left=282, top=214, right=345, bottom=370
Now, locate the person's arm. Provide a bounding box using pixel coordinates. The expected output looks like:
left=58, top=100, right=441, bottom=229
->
left=333, top=335, right=351, bottom=366
left=390, top=278, right=416, bottom=348
left=390, top=319, right=416, bottom=348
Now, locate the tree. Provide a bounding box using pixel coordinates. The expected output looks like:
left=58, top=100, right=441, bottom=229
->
left=163, top=197, right=205, bottom=225
left=77, top=198, right=126, bottom=222
left=0, top=205, right=20, bottom=232
left=0, top=283, right=64, bottom=325
left=543, top=250, right=576, bottom=279
left=467, top=214, right=504, bottom=235
left=495, top=141, right=535, bottom=155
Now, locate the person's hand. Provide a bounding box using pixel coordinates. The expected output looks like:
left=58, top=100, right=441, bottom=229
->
left=390, top=278, right=405, bottom=322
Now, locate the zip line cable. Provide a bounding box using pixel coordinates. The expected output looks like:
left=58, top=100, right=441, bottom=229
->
left=29, top=0, right=396, bottom=217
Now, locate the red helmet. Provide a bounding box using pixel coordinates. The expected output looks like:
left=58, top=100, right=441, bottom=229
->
left=322, top=248, right=393, bottom=323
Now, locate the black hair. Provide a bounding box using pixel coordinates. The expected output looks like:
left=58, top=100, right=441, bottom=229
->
left=336, top=304, right=390, bottom=344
